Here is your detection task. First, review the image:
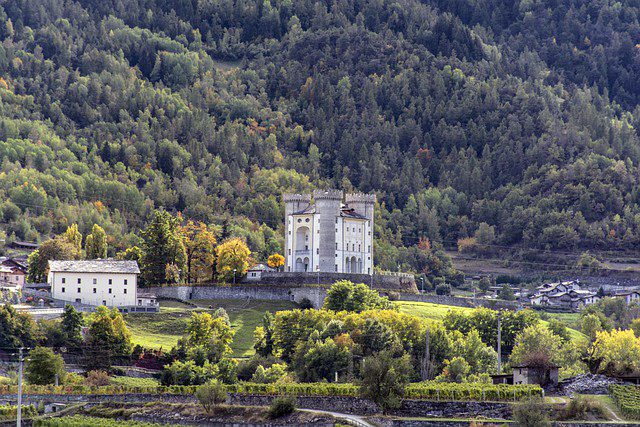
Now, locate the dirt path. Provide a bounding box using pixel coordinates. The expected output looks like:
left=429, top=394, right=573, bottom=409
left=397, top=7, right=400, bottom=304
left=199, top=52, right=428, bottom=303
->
left=299, top=408, right=376, bottom=427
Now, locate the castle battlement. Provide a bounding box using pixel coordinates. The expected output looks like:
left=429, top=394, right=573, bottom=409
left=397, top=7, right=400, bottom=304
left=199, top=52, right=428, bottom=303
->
left=313, top=189, right=343, bottom=200
left=283, top=193, right=312, bottom=203
left=345, top=192, right=377, bottom=204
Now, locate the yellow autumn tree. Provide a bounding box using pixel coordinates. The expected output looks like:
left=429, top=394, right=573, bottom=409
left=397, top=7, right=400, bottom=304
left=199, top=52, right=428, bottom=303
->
left=216, top=238, right=250, bottom=283
left=267, top=254, right=285, bottom=271
left=590, top=329, right=640, bottom=375
left=178, top=220, right=217, bottom=283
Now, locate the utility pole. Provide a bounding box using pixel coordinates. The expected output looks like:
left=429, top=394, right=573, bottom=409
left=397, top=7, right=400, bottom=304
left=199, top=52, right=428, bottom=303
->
left=497, top=311, right=502, bottom=375
left=17, top=347, right=24, bottom=427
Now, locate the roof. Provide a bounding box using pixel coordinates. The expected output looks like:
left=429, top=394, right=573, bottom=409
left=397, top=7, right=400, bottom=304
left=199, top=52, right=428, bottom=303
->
left=511, top=363, right=560, bottom=369
left=340, top=208, right=367, bottom=219
left=48, top=260, right=140, bottom=274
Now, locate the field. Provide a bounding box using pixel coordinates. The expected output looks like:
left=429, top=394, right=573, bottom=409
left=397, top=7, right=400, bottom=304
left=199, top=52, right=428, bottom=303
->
left=395, top=301, right=475, bottom=321
left=396, top=301, right=587, bottom=342
left=125, top=299, right=298, bottom=356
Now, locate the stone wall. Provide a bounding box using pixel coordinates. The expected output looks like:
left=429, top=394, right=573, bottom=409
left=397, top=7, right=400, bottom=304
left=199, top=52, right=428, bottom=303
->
left=391, top=422, right=640, bottom=427
left=248, top=272, right=416, bottom=292
left=397, top=293, right=522, bottom=311
left=148, top=285, right=328, bottom=308
left=0, top=394, right=511, bottom=418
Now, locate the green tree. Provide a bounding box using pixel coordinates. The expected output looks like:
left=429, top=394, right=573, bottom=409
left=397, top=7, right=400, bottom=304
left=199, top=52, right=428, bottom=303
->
left=27, top=238, right=80, bottom=283
left=61, top=304, right=84, bottom=351
left=498, top=284, right=515, bottom=301
left=0, top=305, right=39, bottom=350
left=186, top=311, right=234, bottom=363
left=359, top=350, right=412, bottom=413
left=254, top=311, right=275, bottom=357
left=510, top=324, right=563, bottom=366
left=547, top=319, right=571, bottom=342
left=178, top=220, right=217, bottom=283
left=323, top=280, right=392, bottom=313
left=216, top=238, right=251, bottom=282
left=25, top=347, right=65, bottom=385
left=83, top=306, right=133, bottom=371
left=140, top=210, right=187, bottom=285
left=85, top=224, right=108, bottom=259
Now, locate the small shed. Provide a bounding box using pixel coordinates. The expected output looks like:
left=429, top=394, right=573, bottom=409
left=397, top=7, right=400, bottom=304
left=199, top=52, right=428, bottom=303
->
left=512, top=363, right=559, bottom=386
left=490, top=373, right=514, bottom=385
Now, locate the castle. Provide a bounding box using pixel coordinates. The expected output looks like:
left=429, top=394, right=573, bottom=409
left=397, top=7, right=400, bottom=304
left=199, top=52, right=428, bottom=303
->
left=283, top=190, right=376, bottom=274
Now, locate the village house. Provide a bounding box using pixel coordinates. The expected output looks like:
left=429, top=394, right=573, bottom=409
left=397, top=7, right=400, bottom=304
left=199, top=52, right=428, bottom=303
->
left=48, top=260, right=152, bottom=310
left=615, top=290, right=640, bottom=305
left=0, top=258, right=27, bottom=290
left=529, top=281, right=599, bottom=311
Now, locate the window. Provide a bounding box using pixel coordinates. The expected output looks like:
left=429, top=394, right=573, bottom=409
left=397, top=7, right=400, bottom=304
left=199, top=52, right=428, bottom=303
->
left=93, top=288, right=96, bottom=294
left=335, top=264, right=338, bottom=272
left=108, top=279, right=112, bottom=285
left=336, top=243, right=338, bottom=249
left=75, top=298, right=81, bottom=303
left=77, top=287, right=81, bottom=293
left=358, top=245, right=361, bottom=251
left=109, top=288, right=112, bottom=294
left=124, top=289, right=127, bottom=294
left=124, top=279, right=128, bottom=285
left=103, top=300, right=107, bottom=306
left=288, top=249, right=291, bottom=255
left=77, top=278, right=81, bottom=284
left=62, top=278, right=66, bottom=284
left=346, top=227, right=349, bottom=232
left=316, top=248, right=319, bottom=254
left=368, top=245, right=371, bottom=253
left=305, top=218, right=310, bottom=223
left=93, top=278, right=97, bottom=284
left=368, top=231, right=371, bottom=236
left=317, top=229, right=319, bottom=233
left=335, top=218, right=338, bottom=224
left=359, top=228, right=361, bottom=233
left=61, top=287, right=65, bottom=293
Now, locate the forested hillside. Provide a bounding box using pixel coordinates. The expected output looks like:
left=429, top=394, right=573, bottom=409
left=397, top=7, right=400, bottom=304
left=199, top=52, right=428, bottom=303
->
left=1, top=0, right=640, bottom=273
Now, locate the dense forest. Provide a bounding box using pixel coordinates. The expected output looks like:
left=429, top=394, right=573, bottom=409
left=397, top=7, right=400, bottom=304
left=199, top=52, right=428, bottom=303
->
left=0, top=0, right=640, bottom=274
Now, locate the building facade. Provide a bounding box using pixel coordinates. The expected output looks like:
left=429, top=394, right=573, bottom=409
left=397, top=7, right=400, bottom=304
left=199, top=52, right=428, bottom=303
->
left=48, top=260, right=139, bottom=307
left=284, top=190, right=376, bottom=274
left=0, top=258, right=26, bottom=289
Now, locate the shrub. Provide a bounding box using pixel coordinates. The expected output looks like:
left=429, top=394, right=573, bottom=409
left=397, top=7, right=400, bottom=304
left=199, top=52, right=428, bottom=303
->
left=298, top=298, right=314, bottom=310
left=557, top=396, right=606, bottom=420
left=435, top=284, right=451, bottom=295
left=195, top=380, right=227, bottom=414
left=267, top=396, right=296, bottom=418
left=513, top=399, right=551, bottom=427
left=86, top=371, right=110, bottom=387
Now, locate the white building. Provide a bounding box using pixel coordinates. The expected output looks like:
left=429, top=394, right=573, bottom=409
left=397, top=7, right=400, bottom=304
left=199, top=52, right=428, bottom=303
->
left=283, top=190, right=376, bottom=274
left=48, top=260, right=139, bottom=308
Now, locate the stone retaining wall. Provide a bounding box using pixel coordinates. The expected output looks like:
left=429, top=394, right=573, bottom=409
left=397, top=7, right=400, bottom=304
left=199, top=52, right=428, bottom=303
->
left=148, top=285, right=328, bottom=308
left=254, top=272, right=416, bottom=292
left=0, top=394, right=512, bottom=418
left=391, top=422, right=640, bottom=427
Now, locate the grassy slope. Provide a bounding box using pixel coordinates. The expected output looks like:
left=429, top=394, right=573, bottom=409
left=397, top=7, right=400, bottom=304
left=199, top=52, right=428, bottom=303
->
left=395, top=301, right=587, bottom=342
left=125, top=299, right=298, bottom=356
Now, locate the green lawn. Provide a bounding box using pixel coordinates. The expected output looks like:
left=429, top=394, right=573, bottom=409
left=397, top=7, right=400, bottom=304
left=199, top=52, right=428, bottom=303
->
left=125, top=299, right=298, bottom=356
left=395, top=301, right=476, bottom=321
left=544, top=312, right=582, bottom=330
left=110, top=376, right=160, bottom=388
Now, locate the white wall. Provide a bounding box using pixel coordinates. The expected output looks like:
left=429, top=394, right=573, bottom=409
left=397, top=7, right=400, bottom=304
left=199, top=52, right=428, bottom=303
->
left=49, top=271, right=137, bottom=307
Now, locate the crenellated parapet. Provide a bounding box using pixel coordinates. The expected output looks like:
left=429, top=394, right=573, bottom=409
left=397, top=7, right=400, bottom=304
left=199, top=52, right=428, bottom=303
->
left=345, top=192, right=377, bottom=204
left=313, top=189, right=343, bottom=200
left=283, top=193, right=312, bottom=203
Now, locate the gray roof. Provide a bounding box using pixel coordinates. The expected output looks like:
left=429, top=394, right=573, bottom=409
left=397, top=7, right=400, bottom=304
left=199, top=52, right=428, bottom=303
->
left=48, top=260, right=140, bottom=274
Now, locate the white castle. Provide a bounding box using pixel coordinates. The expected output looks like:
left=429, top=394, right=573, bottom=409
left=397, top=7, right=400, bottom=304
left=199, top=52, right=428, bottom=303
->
left=284, top=190, right=376, bottom=274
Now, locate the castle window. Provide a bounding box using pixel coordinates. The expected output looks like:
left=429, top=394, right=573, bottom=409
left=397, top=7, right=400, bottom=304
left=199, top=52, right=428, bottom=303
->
left=335, top=218, right=338, bottom=224
left=336, top=243, right=338, bottom=250
left=368, top=231, right=371, bottom=235
left=62, top=278, right=66, bottom=284
left=61, top=287, right=65, bottom=293
left=77, top=278, right=82, bottom=284
left=305, top=218, right=310, bottom=223
left=297, top=219, right=302, bottom=223
left=359, top=228, right=361, bottom=233
left=335, top=265, right=338, bottom=272
left=368, top=245, right=371, bottom=252
left=288, top=249, right=291, bottom=255
left=358, top=245, right=361, bottom=251
left=77, top=287, right=81, bottom=293
left=316, top=248, right=319, bottom=254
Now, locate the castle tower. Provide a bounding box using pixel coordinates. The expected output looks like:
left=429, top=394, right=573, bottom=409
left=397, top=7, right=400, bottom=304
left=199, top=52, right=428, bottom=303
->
left=313, top=189, right=343, bottom=272
left=283, top=193, right=312, bottom=271
left=345, top=192, right=377, bottom=274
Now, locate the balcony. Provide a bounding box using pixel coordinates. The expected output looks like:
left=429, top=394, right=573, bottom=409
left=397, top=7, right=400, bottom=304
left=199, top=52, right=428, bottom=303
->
left=294, top=250, right=310, bottom=256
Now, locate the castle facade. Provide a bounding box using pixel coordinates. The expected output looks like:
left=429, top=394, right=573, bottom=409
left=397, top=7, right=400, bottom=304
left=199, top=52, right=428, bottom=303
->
left=283, top=190, right=376, bottom=274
